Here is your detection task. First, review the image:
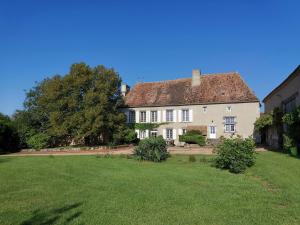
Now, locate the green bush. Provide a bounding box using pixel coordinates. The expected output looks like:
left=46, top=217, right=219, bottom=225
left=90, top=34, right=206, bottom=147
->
left=27, top=133, right=50, bottom=150
left=0, top=113, right=20, bottom=152
left=179, top=130, right=205, bottom=146
left=290, top=147, right=298, bottom=157
left=134, top=136, right=169, bottom=162
left=214, top=137, right=256, bottom=173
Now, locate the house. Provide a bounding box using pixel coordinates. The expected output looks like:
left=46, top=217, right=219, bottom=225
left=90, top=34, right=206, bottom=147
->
left=263, top=65, right=300, bottom=148
left=122, top=69, right=260, bottom=145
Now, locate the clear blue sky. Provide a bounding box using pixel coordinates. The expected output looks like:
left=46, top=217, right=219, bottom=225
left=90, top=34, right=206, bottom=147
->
left=1, top=0, right=299, bottom=115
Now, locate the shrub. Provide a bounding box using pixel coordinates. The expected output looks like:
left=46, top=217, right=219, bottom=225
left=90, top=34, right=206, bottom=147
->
left=134, top=136, right=169, bottom=162
left=214, top=137, right=256, bottom=173
left=179, top=130, right=205, bottom=146
left=188, top=155, right=196, bottom=162
left=27, top=133, right=50, bottom=150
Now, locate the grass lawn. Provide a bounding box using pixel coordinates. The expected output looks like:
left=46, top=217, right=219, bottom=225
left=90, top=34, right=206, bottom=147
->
left=0, top=152, right=299, bottom=225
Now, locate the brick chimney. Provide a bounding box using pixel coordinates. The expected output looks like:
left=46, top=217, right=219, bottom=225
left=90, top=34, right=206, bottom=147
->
left=192, top=69, right=201, bottom=86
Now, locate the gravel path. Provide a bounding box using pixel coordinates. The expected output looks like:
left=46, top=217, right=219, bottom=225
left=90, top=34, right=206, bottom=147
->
left=0, top=146, right=267, bottom=157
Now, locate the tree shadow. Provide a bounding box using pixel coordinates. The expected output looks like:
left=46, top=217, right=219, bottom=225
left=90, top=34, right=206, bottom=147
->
left=0, top=157, right=14, bottom=164
left=20, top=202, right=83, bottom=225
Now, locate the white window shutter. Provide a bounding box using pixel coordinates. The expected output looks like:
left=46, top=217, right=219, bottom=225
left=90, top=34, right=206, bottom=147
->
left=145, top=129, right=149, bottom=138
left=146, top=110, right=150, bottom=123
left=162, top=110, right=166, bottom=122
left=163, top=129, right=166, bottom=139
left=135, top=129, right=140, bottom=138
left=173, top=129, right=177, bottom=140
left=135, top=110, right=139, bottom=123
left=157, top=110, right=161, bottom=122
left=173, top=110, right=177, bottom=122
left=178, top=128, right=183, bottom=135
left=178, top=110, right=182, bottom=122
left=189, top=109, right=193, bottom=122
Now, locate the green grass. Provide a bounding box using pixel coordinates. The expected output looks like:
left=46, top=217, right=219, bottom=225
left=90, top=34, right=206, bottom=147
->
left=0, top=152, right=299, bottom=225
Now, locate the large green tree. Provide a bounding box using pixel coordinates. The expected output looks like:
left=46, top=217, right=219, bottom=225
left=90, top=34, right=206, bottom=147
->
left=15, top=63, right=126, bottom=147
left=0, top=113, right=20, bottom=152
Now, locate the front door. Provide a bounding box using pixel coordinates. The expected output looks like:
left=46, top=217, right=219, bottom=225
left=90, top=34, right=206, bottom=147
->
left=209, top=126, right=216, bottom=139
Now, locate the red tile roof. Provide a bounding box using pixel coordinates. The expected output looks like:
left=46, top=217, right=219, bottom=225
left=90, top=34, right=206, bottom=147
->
left=124, top=72, right=259, bottom=107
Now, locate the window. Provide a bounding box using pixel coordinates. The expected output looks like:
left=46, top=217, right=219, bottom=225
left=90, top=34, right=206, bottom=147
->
left=150, top=130, right=158, bottom=137
left=182, top=109, right=189, bottom=122
left=128, top=110, right=135, bottom=123
left=151, top=111, right=157, bottom=122
left=182, top=129, right=187, bottom=134
left=140, top=111, right=146, bottom=123
left=140, top=130, right=146, bottom=139
left=203, top=106, right=207, bottom=113
left=226, top=106, right=232, bottom=112
left=283, top=96, right=297, bottom=113
left=166, top=128, right=173, bottom=139
left=224, top=117, right=236, bottom=133
left=166, top=110, right=173, bottom=122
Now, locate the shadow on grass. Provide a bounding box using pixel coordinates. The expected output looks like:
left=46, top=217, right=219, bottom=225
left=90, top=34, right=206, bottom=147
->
left=20, top=202, right=83, bottom=225
left=0, top=157, right=14, bottom=164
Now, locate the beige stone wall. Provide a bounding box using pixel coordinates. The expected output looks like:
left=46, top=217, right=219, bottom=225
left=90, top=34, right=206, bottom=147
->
left=264, top=74, right=300, bottom=113
left=123, top=102, right=260, bottom=145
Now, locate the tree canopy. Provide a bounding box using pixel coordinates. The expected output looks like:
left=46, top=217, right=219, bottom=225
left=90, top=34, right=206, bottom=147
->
left=14, top=63, right=127, bottom=147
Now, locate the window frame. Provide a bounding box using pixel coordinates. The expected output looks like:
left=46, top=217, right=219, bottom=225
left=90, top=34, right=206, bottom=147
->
left=128, top=110, right=135, bottom=123
left=140, top=111, right=146, bottom=123
left=151, top=111, right=158, bottom=123
left=166, top=109, right=173, bottom=122
left=182, top=109, right=189, bottom=122
left=224, top=116, right=236, bottom=133
left=166, top=128, right=173, bottom=139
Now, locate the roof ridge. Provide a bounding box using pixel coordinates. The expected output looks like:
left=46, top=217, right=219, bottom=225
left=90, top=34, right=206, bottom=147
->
left=135, top=72, right=239, bottom=85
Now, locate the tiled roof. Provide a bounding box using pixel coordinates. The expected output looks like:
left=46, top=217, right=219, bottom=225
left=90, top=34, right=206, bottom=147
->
left=124, top=72, right=259, bottom=107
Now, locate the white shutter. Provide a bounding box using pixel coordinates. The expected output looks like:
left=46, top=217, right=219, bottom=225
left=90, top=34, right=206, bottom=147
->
left=178, top=128, right=183, bottom=135
left=145, top=129, right=149, bottom=138
left=135, top=110, right=139, bottom=123
left=173, top=110, right=177, bottom=122
left=146, top=110, right=150, bottom=123
left=157, top=110, right=161, bottom=122
left=163, top=129, right=166, bottom=139
left=162, top=110, right=166, bottom=122
left=178, top=110, right=182, bottom=122
left=173, top=129, right=177, bottom=140
left=189, top=109, right=193, bottom=122
left=135, top=129, right=140, bottom=138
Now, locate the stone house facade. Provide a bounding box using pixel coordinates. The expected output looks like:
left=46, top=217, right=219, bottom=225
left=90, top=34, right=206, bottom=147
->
left=122, top=70, right=260, bottom=145
left=263, top=65, right=300, bottom=148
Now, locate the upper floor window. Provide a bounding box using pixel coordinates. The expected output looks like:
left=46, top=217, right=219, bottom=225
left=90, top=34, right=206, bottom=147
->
left=203, top=106, right=207, bottom=113
left=166, top=110, right=173, bottom=122
left=283, top=96, right=297, bottom=113
left=182, top=109, right=189, bottom=122
left=226, top=106, right=232, bottom=112
left=128, top=110, right=135, bottom=123
left=224, top=116, right=236, bottom=133
left=140, top=111, right=146, bottom=123
left=151, top=111, right=157, bottom=123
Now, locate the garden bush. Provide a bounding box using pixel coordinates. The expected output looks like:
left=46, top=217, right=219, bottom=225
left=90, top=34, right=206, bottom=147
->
left=179, top=130, right=205, bottom=146
left=134, top=136, right=169, bottom=162
left=214, top=137, right=256, bottom=173
left=27, top=133, right=50, bottom=150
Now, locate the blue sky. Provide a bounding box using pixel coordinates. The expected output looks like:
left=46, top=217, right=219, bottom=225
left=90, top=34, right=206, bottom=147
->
left=0, top=0, right=299, bottom=115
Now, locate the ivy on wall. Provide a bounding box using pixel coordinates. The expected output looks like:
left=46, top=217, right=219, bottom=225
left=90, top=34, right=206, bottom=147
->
left=127, top=123, right=168, bottom=131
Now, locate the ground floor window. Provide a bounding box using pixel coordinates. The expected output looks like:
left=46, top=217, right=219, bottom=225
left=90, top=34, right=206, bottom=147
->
left=166, top=128, right=173, bottom=139
left=140, top=130, right=147, bottom=139
left=224, top=116, right=236, bottom=132
left=150, top=130, right=158, bottom=137
left=182, top=128, right=187, bottom=134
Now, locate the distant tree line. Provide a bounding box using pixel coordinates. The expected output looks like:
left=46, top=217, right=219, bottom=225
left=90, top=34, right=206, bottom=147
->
left=0, top=63, right=137, bottom=152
